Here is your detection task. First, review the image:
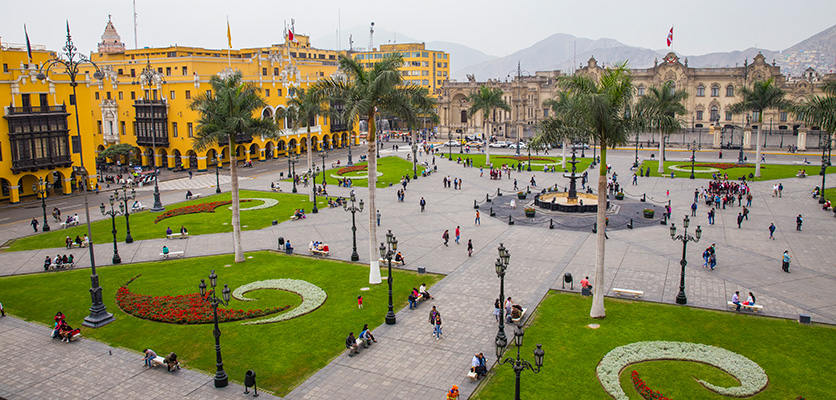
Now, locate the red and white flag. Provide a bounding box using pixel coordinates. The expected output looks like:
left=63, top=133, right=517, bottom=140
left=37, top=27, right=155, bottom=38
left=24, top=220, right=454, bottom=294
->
left=288, top=28, right=297, bottom=43
left=666, top=27, right=674, bottom=47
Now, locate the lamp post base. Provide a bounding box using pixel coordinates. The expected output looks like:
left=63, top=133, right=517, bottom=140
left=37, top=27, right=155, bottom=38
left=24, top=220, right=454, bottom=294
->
left=675, top=292, right=687, bottom=305
left=385, top=313, right=396, bottom=325
left=112, top=254, right=121, bottom=264
left=43, top=224, right=50, bottom=232
left=351, top=251, right=359, bottom=262
left=83, top=301, right=115, bottom=328
left=151, top=190, right=165, bottom=212
left=214, top=372, right=229, bottom=388
left=126, top=234, right=134, bottom=244
left=312, top=205, right=319, bottom=213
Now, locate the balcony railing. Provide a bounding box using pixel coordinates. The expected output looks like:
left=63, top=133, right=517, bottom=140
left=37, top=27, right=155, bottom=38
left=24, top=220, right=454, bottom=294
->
left=7, top=105, right=68, bottom=115
left=12, top=155, right=72, bottom=173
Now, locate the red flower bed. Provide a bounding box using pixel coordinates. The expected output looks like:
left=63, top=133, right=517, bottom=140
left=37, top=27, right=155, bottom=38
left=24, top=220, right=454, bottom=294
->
left=631, top=370, right=671, bottom=400
left=116, top=275, right=289, bottom=324
left=691, top=163, right=761, bottom=170
left=337, top=165, right=368, bottom=175
left=496, top=156, right=555, bottom=162
left=153, top=200, right=251, bottom=224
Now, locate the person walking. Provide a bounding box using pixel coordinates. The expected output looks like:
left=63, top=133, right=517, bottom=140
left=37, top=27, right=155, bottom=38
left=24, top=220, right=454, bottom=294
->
left=778, top=182, right=783, bottom=197
left=442, top=230, right=450, bottom=247
left=782, top=250, right=791, bottom=273
left=746, top=193, right=753, bottom=207
left=796, top=214, right=803, bottom=231
left=467, top=239, right=473, bottom=257
left=742, top=206, right=749, bottom=220
left=691, top=202, right=698, bottom=217
left=433, top=313, right=443, bottom=340
left=475, top=210, right=481, bottom=225
left=702, top=247, right=711, bottom=268
left=420, top=197, right=426, bottom=212
left=30, top=218, right=39, bottom=232
left=376, top=210, right=381, bottom=226
left=709, top=244, right=717, bottom=270
left=455, top=226, right=460, bottom=244
left=494, top=299, right=501, bottom=322
left=707, top=208, right=715, bottom=225
left=768, top=223, right=776, bottom=240
left=737, top=212, right=744, bottom=228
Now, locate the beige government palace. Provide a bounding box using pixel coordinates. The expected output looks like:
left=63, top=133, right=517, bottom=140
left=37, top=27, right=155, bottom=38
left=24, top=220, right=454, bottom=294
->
left=438, top=52, right=834, bottom=151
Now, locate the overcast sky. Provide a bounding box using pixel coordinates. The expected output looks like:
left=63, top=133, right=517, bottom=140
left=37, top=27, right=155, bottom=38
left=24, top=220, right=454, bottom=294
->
left=3, top=0, right=834, bottom=61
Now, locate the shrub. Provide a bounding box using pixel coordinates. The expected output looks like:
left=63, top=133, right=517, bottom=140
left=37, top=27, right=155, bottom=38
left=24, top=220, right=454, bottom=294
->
left=153, top=200, right=251, bottom=224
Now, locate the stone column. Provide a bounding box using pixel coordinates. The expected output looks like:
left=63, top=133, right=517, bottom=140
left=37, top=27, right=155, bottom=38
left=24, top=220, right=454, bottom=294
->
left=743, top=126, right=752, bottom=149
left=167, top=155, right=176, bottom=169
left=9, top=186, right=20, bottom=204
left=797, top=126, right=807, bottom=151
left=258, top=149, right=266, bottom=162
left=196, top=156, right=208, bottom=172
left=63, top=178, right=73, bottom=195
left=181, top=155, right=190, bottom=169
left=711, top=124, right=721, bottom=148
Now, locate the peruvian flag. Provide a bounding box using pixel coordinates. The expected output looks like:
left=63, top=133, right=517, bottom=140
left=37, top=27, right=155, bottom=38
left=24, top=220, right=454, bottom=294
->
left=666, top=27, right=673, bottom=47
left=288, top=28, right=297, bottom=43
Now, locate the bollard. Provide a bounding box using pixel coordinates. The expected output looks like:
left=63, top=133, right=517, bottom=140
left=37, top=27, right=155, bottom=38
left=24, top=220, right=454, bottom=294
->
left=628, top=218, right=633, bottom=229
left=508, top=215, right=514, bottom=225
left=660, top=213, right=667, bottom=225
left=486, top=194, right=491, bottom=203
left=592, top=222, right=597, bottom=233
left=474, top=200, right=479, bottom=209
left=641, top=193, right=646, bottom=202
left=497, top=188, right=502, bottom=196
left=549, top=218, right=554, bottom=229
left=490, top=207, right=495, bottom=217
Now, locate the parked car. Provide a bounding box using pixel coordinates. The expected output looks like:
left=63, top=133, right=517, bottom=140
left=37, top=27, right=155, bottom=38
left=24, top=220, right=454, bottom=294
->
left=488, top=142, right=507, bottom=148
left=571, top=143, right=590, bottom=149
left=508, top=142, right=527, bottom=149
left=442, top=141, right=460, bottom=147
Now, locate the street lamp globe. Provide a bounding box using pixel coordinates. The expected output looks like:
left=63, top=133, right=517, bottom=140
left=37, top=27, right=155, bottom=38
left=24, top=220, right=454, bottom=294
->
left=669, top=223, right=677, bottom=238
left=199, top=279, right=207, bottom=297
left=514, top=327, right=524, bottom=347
left=359, top=199, right=365, bottom=212
left=533, top=344, right=545, bottom=367
left=222, top=284, right=231, bottom=303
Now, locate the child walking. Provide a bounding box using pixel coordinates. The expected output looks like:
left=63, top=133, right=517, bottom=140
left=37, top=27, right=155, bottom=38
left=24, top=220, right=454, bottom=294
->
left=357, top=295, right=363, bottom=309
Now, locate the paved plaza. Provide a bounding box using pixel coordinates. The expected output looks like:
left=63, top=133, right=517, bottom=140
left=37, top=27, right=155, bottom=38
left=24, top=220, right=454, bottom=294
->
left=0, top=147, right=834, bottom=399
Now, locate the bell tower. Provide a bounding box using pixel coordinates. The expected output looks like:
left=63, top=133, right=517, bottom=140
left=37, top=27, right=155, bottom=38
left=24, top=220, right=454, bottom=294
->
left=98, top=15, right=126, bottom=54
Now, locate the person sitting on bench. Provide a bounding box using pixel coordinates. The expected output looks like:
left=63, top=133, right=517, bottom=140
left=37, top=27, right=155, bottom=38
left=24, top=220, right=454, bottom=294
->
left=580, top=276, right=592, bottom=292
left=142, top=348, right=158, bottom=367
left=61, top=255, right=69, bottom=265
left=345, top=332, right=360, bottom=355
left=75, top=236, right=83, bottom=247
left=54, top=255, right=63, bottom=269
left=166, top=227, right=173, bottom=236
left=67, top=254, right=74, bottom=265
left=395, top=252, right=405, bottom=264
left=744, top=292, right=756, bottom=306
left=44, top=256, right=52, bottom=271
left=186, top=190, right=193, bottom=200
left=180, top=226, right=188, bottom=236
left=510, top=304, right=524, bottom=320
left=163, top=352, right=180, bottom=371
left=162, top=246, right=170, bottom=256
left=419, top=283, right=434, bottom=300
left=359, top=324, right=377, bottom=344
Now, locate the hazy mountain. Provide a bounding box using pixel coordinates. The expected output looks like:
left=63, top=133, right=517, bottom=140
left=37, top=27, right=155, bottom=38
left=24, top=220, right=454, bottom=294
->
left=426, top=41, right=497, bottom=77
left=686, top=48, right=783, bottom=69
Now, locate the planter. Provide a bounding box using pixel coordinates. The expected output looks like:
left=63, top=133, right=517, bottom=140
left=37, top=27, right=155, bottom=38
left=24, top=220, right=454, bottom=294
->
left=615, top=193, right=624, bottom=200
left=643, top=209, right=655, bottom=219
left=524, top=210, right=536, bottom=217
left=518, top=194, right=527, bottom=200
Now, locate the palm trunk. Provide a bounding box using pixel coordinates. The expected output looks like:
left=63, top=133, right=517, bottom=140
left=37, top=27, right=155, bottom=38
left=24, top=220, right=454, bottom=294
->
left=657, top=133, right=665, bottom=174
left=562, top=140, right=566, bottom=160
left=307, top=127, right=314, bottom=202
left=230, top=140, right=244, bottom=263
left=367, top=115, right=382, bottom=284
left=754, top=122, right=762, bottom=178
left=485, top=116, right=491, bottom=166
left=590, top=143, right=607, bottom=319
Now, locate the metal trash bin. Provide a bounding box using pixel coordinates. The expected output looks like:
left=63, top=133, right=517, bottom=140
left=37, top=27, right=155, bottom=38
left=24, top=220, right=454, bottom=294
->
left=277, top=237, right=285, bottom=250
left=244, top=370, right=259, bottom=396
left=563, top=273, right=573, bottom=290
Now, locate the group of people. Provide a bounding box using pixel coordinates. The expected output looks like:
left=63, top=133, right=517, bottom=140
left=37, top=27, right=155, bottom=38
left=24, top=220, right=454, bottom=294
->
left=336, top=177, right=354, bottom=188
left=292, top=209, right=307, bottom=220
left=64, top=235, right=89, bottom=248
left=165, top=226, right=189, bottom=236
left=494, top=297, right=524, bottom=323
left=327, top=197, right=345, bottom=208
left=731, top=291, right=756, bottom=311
left=408, top=284, right=433, bottom=309
left=442, top=175, right=463, bottom=190
left=51, top=312, right=78, bottom=342
left=345, top=323, right=378, bottom=355
left=44, top=254, right=75, bottom=270
left=142, top=348, right=180, bottom=371
left=309, top=241, right=329, bottom=252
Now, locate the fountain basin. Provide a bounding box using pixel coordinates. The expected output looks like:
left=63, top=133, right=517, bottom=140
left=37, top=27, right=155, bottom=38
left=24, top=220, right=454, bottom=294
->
left=535, top=192, right=601, bottom=213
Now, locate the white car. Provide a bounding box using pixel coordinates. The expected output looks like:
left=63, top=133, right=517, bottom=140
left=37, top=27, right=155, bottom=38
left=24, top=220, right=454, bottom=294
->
left=442, top=141, right=460, bottom=147
left=571, top=143, right=590, bottom=149
left=508, top=142, right=527, bottom=149
left=488, top=142, right=507, bottom=148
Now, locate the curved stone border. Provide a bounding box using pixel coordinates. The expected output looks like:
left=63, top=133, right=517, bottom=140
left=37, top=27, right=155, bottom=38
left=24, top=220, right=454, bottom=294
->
left=597, top=341, right=768, bottom=399
left=232, top=279, right=327, bottom=325
left=228, top=198, right=279, bottom=211
left=329, top=171, right=383, bottom=180
left=668, top=165, right=720, bottom=173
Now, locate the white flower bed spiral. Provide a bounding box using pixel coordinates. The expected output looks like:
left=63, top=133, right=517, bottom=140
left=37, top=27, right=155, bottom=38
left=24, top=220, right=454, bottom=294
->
left=231, top=279, right=327, bottom=325
left=668, top=165, right=720, bottom=173
left=597, top=341, right=768, bottom=399
left=329, top=171, right=384, bottom=180
left=227, top=198, right=279, bottom=211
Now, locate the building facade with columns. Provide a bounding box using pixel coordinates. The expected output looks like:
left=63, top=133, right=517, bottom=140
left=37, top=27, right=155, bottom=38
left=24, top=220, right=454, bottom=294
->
left=439, top=52, right=833, bottom=150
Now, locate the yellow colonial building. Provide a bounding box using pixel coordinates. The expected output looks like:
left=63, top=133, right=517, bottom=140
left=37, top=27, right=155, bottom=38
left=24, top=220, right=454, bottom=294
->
left=352, top=43, right=450, bottom=96
left=0, top=41, right=99, bottom=204
left=87, top=19, right=355, bottom=173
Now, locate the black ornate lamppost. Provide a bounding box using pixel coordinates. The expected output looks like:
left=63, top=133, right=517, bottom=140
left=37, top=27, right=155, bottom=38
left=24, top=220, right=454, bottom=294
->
left=99, top=196, right=123, bottom=264
left=633, top=132, right=640, bottom=169
left=289, top=152, right=299, bottom=193
left=378, top=229, right=398, bottom=325
left=213, top=156, right=222, bottom=194
left=347, top=132, right=354, bottom=166
left=32, top=178, right=52, bottom=232
left=199, top=270, right=232, bottom=388
left=411, top=142, right=419, bottom=179
left=526, top=142, right=532, bottom=171
left=343, top=191, right=364, bottom=262
left=738, top=115, right=749, bottom=164
left=133, top=57, right=165, bottom=211
left=495, top=243, right=510, bottom=352
left=113, top=185, right=136, bottom=243
left=687, top=139, right=701, bottom=180
left=311, top=166, right=320, bottom=214
left=496, top=326, right=545, bottom=400
left=669, top=215, right=702, bottom=305
left=448, top=131, right=453, bottom=160
left=38, top=24, right=114, bottom=328
left=319, top=148, right=330, bottom=185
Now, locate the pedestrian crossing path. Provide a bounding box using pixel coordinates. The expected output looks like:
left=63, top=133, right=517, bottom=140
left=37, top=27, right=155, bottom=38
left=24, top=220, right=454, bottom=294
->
left=134, top=173, right=246, bottom=192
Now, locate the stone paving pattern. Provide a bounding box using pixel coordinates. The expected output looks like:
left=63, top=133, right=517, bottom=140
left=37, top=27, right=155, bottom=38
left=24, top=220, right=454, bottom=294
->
left=0, top=147, right=834, bottom=399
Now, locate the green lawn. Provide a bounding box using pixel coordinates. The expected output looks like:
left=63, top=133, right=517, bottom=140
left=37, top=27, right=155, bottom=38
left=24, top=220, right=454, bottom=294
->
left=285, top=156, right=425, bottom=188
left=823, top=187, right=836, bottom=200
left=474, top=291, right=836, bottom=400
left=5, top=190, right=326, bottom=252
left=0, top=251, right=442, bottom=396
left=641, top=160, right=807, bottom=181
left=445, top=153, right=594, bottom=171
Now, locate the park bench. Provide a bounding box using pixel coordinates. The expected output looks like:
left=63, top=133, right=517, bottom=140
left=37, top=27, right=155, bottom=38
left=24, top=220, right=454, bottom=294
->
left=613, top=288, right=644, bottom=298
left=166, top=232, right=189, bottom=240
left=379, top=258, right=406, bottom=266
left=150, top=356, right=167, bottom=368
left=132, top=204, right=147, bottom=212
left=467, top=370, right=479, bottom=381
left=347, top=338, right=369, bottom=357
left=271, top=187, right=282, bottom=192
left=160, top=251, right=185, bottom=260
left=190, top=193, right=201, bottom=199
left=727, top=301, right=763, bottom=313
left=60, top=220, right=80, bottom=229
left=49, top=260, right=75, bottom=270
left=510, top=308, right=527, bottom=324
left=310, top=248, right=329, bottom=257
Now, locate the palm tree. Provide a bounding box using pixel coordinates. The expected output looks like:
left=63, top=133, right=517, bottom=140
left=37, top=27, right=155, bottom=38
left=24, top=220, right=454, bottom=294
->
left=539, top=62, right=637, bottom=318
left=542, top=91, right=587, bottom=159
left=279, top=88, right=328, bottom=202
left=792, top=80, right=836, bottom=140
left=190, top=71, right=277, bottom=262
left=467, top=86, right=510, bottom=165
left=313, top=54, right=436, bottom=284
left=636, top=82, right=688, bottom=173
left=729, top=78, right=789, bottom=177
